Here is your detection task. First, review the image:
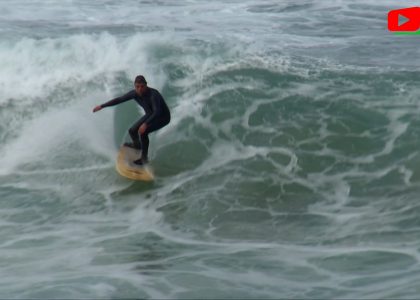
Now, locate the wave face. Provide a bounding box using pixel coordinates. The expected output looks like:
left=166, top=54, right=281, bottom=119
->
left=1, top=0, right=420, bottom=298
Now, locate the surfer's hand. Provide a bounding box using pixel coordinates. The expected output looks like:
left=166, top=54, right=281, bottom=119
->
left=139, top=123, right=147, bottom=134
left=93, top=105, right=102, bottom=113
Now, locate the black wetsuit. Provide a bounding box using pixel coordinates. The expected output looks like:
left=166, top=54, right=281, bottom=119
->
left=100, top=88, right=171, bottom=160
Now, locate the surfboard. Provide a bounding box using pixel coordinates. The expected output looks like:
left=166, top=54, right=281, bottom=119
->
left=115, top=145, right=154, bottom=181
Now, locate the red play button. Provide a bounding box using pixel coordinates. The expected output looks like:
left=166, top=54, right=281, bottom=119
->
left=388, top=7, right=420, bottom=32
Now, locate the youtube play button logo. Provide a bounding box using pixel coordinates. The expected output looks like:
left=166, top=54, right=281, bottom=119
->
left=388, top=7, right=420, bottom=32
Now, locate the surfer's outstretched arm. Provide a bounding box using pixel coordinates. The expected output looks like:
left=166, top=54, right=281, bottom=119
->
left=92, top=90, right=136, bottom=113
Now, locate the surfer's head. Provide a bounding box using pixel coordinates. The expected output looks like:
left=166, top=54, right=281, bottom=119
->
left=134, top=75, right=148, bottom=96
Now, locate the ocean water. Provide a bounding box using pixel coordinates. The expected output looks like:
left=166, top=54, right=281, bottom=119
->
left=1, top=0, right=420, bottom=298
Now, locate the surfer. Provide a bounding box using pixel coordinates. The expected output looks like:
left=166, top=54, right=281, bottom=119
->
left=93, top=75, right=171, bottom=165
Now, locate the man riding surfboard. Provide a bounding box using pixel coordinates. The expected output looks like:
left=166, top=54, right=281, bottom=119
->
left=93, top=75, right=171, bottom=165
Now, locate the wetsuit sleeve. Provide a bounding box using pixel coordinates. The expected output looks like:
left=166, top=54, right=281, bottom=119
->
left=100, top=90, right=136, bottom=108
left=144, top=91, right=163, bottom=125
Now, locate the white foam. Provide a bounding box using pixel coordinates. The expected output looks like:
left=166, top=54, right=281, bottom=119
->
left=0, top=95, right=115, bottom=175
left=0, top=33, right=162, bottom=104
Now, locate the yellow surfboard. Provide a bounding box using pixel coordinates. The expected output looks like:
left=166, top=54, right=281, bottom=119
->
left=115, top=145, right=154, bottom=181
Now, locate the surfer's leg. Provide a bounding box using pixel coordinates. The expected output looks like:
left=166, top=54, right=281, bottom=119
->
left=134, top=118, right=170, bottom=165
left=133, top=133, right=149, bottom=165
left=140, top=133, right=150, bottom=162
left=128, top=117, right=146, bottom=149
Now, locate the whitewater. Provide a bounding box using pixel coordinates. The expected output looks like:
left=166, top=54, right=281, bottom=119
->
left=1, top=0, right=420, bottom=298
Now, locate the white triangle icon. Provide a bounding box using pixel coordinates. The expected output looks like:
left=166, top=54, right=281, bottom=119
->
left=398, top=14, right=410, bottom=27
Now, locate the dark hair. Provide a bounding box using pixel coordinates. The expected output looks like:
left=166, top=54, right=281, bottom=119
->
left=134, top=75, right=147, bottom=85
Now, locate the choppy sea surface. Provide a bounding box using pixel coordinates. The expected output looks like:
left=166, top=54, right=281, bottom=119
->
left=1, top=0, right=420, bottom=298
